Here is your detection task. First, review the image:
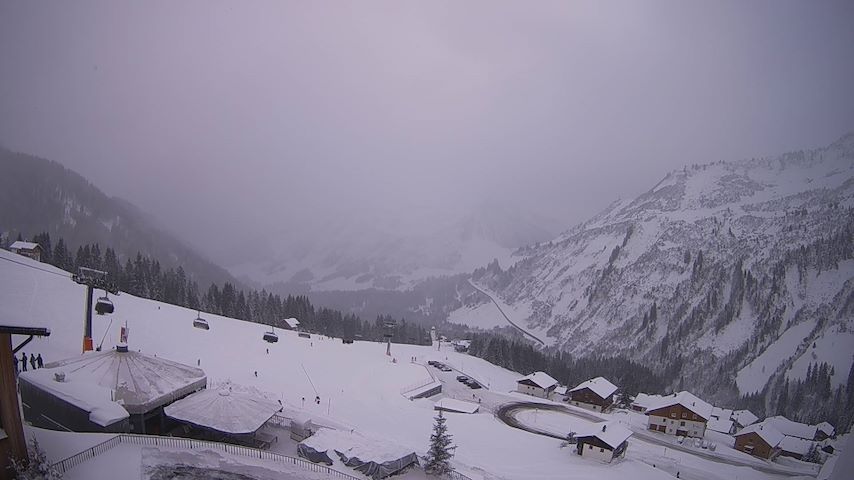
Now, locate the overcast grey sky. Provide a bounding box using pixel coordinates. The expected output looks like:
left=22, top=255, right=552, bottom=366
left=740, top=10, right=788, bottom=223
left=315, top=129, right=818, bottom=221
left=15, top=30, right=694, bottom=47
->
left=1, top=1, right=853, bottom=257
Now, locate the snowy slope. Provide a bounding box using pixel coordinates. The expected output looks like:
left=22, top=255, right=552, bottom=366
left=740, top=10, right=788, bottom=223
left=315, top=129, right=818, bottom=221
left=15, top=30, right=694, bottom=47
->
left=462, top=133, right=854, bottom=402
left=1, top=249, right=800, bottom=480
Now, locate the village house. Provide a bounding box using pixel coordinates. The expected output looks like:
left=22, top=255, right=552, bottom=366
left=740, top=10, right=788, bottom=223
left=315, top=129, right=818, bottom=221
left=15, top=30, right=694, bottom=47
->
left=708, top=407, right=736, bottom=434
left=733, top=423, right=784, bottom=460
left=281, top=318, right=300, bottom=330
left=630, top=393, right=664, bottom=412
left=8, top=241, right=43, bottom=262
left=574, top=422, right=632, bottom=464
left=731, top=409, right=759, bottom=430
left=552, top=385, right=569, bottom=402
left=645, top=391, right=712, bottom=438
left=778, top=436, right=814, bottom=460
left=568, top=377, right=618, bottom=412
left=762, top=416, right=817, bottom=440
left=515, top=372, right=558, bottom=399
left=815, top=421, right=835, bottom=441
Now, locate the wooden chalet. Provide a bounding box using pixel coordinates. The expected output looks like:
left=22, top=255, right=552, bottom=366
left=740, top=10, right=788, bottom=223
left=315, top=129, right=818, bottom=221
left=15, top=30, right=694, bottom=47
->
left=645, top=391, right=712, bottom=438
left=733, top=423, right=784, bottom=460
left=8, top=241, right=43, bottom=262
left=516, top=372, right=558, bottom=399
left=568, top=377, right=618, bottom=412
left=574, top=422, right=632, bottom=463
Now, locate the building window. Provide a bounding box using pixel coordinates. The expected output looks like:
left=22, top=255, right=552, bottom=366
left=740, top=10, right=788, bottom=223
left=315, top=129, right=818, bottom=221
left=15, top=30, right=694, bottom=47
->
left=600, top=448, right=605, bottom=453
left=588, top=444, right=593, bottom=450
left=680, top=421, right=686, bottom=427
left=670, top=412, right=677, bottom=418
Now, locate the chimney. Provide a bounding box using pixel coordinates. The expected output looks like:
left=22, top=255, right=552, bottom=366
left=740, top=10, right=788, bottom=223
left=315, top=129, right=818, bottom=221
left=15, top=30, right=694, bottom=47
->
left=54, top=372, right=66, bottom=383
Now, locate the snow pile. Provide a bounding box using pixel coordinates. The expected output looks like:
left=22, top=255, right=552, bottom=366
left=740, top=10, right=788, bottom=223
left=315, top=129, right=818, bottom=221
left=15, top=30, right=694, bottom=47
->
left=164, top=382, right=281, bottom=434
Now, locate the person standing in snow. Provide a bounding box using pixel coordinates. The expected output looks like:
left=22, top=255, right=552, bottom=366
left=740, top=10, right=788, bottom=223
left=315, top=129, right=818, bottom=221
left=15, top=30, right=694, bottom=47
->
left=30, top=353, right=36, bottom=370
left=21, top=352, right=27, bottom=372
left=13, top=354, right=19, bottom=374
left=36, top=353, right=43, bottom=368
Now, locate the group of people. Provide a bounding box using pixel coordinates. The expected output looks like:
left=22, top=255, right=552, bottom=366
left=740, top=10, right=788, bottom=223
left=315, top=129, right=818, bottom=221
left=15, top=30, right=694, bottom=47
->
left=13, top=352, right=43, bottom=373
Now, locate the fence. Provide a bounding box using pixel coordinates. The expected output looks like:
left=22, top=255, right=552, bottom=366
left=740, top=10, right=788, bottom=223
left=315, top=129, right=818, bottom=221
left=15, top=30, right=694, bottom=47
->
left=52, top=433, right=361, bottom=479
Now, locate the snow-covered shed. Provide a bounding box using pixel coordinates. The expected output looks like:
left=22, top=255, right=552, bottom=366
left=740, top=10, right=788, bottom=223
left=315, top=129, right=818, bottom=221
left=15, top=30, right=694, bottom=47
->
left=164, top=383, right=281, bottom=447
left=19, top=345, right=206, bottom=434
left=552, top=385, right=569, bottom=401
left=815, top=421, right=835, bottom=440
left=568, top=377, right=618, bottom=412
left=8, top=241, right=43, bottom=261
left=516, top=372, right=558, bottom=398
left=574, top=422, right=632, bottom=463
left=778, top=435, right=814, bottom=460
left=731, top=409, right=759, bottom=429
left=298, top=428, right=419, bottom=479
left=434, top=398, right=479, bottom=414
left=282, top=317, right=300, bottom=330
left=734, top=423, right=784, bottom=459
left=645, top=391, right=713, bottom=438
left=707, top=417, right=735, bottom=435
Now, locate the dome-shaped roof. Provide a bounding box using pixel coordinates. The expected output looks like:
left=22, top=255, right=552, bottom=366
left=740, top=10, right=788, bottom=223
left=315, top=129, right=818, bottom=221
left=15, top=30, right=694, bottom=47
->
left=164, top=383, right=281, bottom=434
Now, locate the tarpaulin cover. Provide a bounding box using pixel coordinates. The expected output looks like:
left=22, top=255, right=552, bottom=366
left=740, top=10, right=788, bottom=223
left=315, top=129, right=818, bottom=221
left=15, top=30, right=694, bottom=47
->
left=297, top=443, right=334, bottom=465
left=335, top=450, right=419, bottom=480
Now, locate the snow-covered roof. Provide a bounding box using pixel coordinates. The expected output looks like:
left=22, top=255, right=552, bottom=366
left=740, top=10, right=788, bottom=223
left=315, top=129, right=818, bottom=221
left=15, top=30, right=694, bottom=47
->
left=517, top=372, right=558, bottom=390
left=301, top=428, right=415, bottom=464
left=707, top=417, right=734, bottom=434
left=816, top=421, right=835, bottom=436
left=38, top=348, right=206, bottom=414
left=631, top=393, right=665, bottom=410
left=575, top=422, right=632, bottom=449
left=19, top=369, right=129, bottom=427
left=735, top=423, right=784, bottom=448
left=434, top=398, right=479, bottom=414
left=645, top=391, right=713, bottom=421
left=9, top=241, right=40, bottom=250
left=779, top=436, right=813, bottom=456
left=569, top=376, right=618, bottom=399
left=407, top=381, right=441, bottom=398
left=554, top=386, right=568, bottom=396
left=164, top=383, right=281, bottom=434
left=710, top=407, right=733, bottom=420
left=763, top=416, right=817, bottom=440
left=283, top=318, right=300, bottom=328
left=732, top=409, right=759, bottom=427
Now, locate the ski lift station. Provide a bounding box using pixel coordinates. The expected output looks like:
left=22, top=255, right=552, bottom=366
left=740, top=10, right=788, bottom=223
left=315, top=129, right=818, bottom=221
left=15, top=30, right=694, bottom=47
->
left=18, top=344, right=206, bottom=434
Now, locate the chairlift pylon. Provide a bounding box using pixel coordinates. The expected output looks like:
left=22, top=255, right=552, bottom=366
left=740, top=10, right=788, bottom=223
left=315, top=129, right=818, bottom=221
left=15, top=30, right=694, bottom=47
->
left=193, top=310, right=210, bottom=330
left=94, top=293, right=114, bottom=315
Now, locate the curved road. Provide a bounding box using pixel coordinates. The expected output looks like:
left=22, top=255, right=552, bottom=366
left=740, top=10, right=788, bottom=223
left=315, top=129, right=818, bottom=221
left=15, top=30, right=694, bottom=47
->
left=495, top=401, right=815, bottom=478
left=468, top=280, right=545, bottom=345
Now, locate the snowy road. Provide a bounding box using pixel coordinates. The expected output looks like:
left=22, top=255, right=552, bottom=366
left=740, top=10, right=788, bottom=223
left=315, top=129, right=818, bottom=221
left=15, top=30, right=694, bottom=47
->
left=495, top=402, right=817, bottom=478
left=467, top=280, right=545, bottom=345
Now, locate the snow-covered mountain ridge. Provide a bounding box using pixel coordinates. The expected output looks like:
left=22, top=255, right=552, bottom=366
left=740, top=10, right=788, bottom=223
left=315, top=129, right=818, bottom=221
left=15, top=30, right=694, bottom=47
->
left=465, top=133, right=854, bottom=405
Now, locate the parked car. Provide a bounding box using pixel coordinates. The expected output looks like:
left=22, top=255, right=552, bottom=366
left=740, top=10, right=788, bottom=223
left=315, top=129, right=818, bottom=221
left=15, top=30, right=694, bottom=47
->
left=428, top=361, right=438, bottom=366
left=468, top=382, right=482, bottom=389
left=456, top=375, right=469, bottom=382
left=693, top=438, right=702, bottom=448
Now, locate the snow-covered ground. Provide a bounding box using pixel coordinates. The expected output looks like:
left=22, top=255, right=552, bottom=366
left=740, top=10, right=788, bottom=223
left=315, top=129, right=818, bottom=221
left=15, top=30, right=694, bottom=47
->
left=0, top=249, right=822, bottom=479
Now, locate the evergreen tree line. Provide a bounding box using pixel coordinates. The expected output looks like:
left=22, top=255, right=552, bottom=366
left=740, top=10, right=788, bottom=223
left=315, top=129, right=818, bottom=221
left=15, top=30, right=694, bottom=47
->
left=20, top=232, right=430, bottom=346
left=467, top=332, right=667, bottom=398
left=769, top=361, right=854, bottom=434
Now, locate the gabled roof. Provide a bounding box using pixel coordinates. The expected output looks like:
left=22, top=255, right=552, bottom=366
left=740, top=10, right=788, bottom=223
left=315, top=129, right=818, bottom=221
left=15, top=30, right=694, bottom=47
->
left=517, top=371, right=558, bottom=390
left=732, top=409, right=759, bottom=427
left=576, top=422, right=632, bottom=449
left=631, top=393, right=665, bottom=409
left=779, top=436, right=813, bottom=456
left=763, top=416, right=817, bottom=440
left=816, top=421, right=835, bottom=436
left=9, top=240, right=41, bottom=250
left=283, top=318, right=300, bottom=328
left=707, top=417, right=734, bottom=434
left=569, top=376, right=618, bottom=399
left=711, top=407, right=733, bottom=420
left=735, top=423, right=784, bottom=448
left=554, top=386, right=568, bottom=396
left=645, top=391, right=713, bottom=421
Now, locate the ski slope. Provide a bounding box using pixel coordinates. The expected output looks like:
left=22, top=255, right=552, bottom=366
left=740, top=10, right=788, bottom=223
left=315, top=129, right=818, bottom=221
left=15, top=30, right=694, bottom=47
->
left=0, top=250, right=808, bottom=479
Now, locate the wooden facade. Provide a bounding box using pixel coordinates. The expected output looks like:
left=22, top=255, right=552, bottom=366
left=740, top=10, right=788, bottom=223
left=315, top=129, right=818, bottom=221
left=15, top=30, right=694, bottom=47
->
left=569, top=387, right=613, bottom=411
left=575, top=435, right=628, bottom=463
left=734, top=431, right=777, bottom=459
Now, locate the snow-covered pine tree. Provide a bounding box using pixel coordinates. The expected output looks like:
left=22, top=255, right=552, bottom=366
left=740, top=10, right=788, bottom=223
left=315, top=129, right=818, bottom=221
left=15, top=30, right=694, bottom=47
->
left=10, top=438, right=63, bottom=479
left=424, top=410, right=456, bottom=476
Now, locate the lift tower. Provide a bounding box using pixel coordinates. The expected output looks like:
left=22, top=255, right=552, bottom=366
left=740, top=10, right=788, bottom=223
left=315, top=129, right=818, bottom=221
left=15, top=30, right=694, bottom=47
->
left=72, top=267, right=118, bottom=352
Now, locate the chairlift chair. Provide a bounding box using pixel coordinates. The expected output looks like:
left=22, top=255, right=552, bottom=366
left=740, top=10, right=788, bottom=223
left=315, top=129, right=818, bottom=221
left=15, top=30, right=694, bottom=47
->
left=263, top=327, right=279, bottom=343
left=193, top=311, right=210, bottom=330
left=94, top=293, right=114, bottom=315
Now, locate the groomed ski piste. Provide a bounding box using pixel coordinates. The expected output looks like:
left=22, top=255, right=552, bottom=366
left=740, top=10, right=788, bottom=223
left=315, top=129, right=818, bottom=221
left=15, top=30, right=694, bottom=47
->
left=0, top=249, right=842, bottom=480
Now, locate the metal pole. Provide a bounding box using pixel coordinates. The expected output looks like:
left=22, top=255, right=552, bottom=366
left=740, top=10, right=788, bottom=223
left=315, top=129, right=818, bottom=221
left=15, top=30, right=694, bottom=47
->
left=83, top=285, right=94, bottom=352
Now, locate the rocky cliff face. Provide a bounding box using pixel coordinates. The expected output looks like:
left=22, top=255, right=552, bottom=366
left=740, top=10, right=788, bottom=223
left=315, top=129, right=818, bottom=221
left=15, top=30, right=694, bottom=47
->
left=469, top=134, right=854, bottom=403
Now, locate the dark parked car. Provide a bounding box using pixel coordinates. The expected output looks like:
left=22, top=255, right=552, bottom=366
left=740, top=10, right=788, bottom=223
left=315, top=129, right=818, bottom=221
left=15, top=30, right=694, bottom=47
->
left=428, top=360, right=439, bottom=366
left=456, top=375, right=469, bottom=382
left=468, top=382, right=482, bottom=389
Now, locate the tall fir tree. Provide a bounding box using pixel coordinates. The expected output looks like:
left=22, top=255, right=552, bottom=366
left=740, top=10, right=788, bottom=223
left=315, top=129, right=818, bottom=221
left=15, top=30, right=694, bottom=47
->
left=424, top=410, right=456, bottom=476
